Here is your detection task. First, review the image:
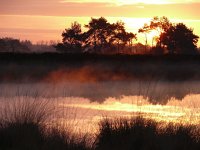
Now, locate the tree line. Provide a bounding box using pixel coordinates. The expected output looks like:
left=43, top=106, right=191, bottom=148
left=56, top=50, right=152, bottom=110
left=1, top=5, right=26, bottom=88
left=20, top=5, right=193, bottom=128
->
left=0, top=38, right=57, bottom=53
left=0, top=38, right=30, bottom=53
left=139, top=16, right=199, bottom=54
left=55, top=17, right=136, bottom=54
left=56, top=16, right=199, bottom=55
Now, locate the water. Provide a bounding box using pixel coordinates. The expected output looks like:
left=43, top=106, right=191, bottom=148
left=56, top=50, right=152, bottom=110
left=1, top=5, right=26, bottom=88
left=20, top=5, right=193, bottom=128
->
left=0, top=80, right=200, bottom=134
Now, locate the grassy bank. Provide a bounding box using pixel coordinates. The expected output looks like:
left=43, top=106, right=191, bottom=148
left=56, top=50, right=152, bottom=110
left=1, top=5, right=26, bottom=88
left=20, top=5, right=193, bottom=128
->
left=0, top=99, right=199, bottom=150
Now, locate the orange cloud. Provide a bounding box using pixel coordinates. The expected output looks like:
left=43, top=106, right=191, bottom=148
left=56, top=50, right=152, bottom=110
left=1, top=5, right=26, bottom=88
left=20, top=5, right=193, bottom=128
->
left=0, top=0, right=200, bottom=19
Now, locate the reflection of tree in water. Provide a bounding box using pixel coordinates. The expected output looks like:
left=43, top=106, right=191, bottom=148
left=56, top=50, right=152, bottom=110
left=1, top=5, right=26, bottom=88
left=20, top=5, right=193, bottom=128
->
left=1, top=54, right=200, bottom=105
left=0, top=80, right=199, bottom=105
left=141, top=81, right=188, bottom=104
left=64, top=80, right=197, bottom=105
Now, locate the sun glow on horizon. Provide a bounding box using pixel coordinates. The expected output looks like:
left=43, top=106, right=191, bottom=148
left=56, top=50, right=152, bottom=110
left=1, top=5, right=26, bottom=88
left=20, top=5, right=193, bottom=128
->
left=0, top=15, right=199, bottom=46
left=117, top=0, right=171, bottom=5
left=60, top=0, right=181, bottom=5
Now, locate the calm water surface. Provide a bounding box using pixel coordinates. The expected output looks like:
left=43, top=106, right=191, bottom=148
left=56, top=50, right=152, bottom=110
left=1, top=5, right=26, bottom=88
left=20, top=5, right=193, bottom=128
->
left=0, top=80, right=200, bottom=133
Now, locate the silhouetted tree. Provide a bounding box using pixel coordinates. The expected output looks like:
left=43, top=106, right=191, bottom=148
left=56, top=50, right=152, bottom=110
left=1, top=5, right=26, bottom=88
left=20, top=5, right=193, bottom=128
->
left=83, top=17, right=137, bottom=53
left=139, top=17, right=171, bottom=50
left=56, top=17, right=137, bottom=53
left=21, top=40, right=32, bottom=50
left=0, top=39, right=6, bottom=52
left=84, top=17, right=113, bottom=52
left=140, top=16, right=199, bottom=55
left=138, top=23, right=151, bottom=51
left=112, top=21, right=137, bottom=52
left=112, top=21, right=126, bottom=52
left=21, top=40, right=32, bottom=47
left=149, top=16, right=171, bottom=48
left=127, top=33, right=137, bottom=46
left=9, top=39, right=21, bottom=52
left=161, top=23, right=199, bottom=54
left=0, top=38, right=30, bottom=52
left=56, top=22, right=83, bottom=53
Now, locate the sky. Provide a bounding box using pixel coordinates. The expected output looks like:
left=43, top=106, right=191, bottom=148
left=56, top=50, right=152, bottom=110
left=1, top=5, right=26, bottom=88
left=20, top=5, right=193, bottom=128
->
left=0, top=0, right=200, bottom=46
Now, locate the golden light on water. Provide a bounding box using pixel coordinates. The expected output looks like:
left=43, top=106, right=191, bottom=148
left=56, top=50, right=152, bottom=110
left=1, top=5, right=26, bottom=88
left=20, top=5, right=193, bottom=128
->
left=55, top=94, right=200, bottom=133
left=0, top=94, right=200, bottom=134
left=1, top=82, right=200, bottom=134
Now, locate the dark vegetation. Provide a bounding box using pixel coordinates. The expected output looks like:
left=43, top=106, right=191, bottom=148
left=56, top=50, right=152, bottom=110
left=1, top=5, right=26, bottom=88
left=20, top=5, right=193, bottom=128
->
left=0, top=99, right=89, bottom=150
left=55, top=16, right=199, bottom=55
left=0, top=52, right=200, bottom=82
left=138, top=17, right=199, bottom=55
left=0, top=38, right=30, bottom=53
left=0, top=123, right=88, bottom=150
left=0, top=16, right=199, bottom=54
left=0, top=38, right=56, bottom=53
left=0, top=100, right=199, bottom=150
left=55, top=17, right=136, bottom=54
left=95, top=117, right=200, bottom=150
left=1, top=52, right=200, bottom=104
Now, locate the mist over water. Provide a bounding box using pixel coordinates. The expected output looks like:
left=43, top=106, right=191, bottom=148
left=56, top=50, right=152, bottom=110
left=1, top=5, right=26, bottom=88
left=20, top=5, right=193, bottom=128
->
left=1, top=60, right=200, bottom=104
left=1, top=56, right=200, bottom=133
left=1, top=80, right=200, bottom=104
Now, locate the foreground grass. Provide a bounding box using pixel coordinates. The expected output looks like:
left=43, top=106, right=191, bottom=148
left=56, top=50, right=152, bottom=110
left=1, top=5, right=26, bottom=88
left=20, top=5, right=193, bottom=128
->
left=0, top=99, right=199, bottom=150
left=95, top=117, right=200, bottom=150
left=0, top=99, right=89, bottom=150
left=0, top=122, right=89, bottom=150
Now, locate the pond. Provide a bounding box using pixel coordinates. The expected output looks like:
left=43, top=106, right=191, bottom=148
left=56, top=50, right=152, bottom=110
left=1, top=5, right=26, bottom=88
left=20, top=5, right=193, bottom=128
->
left=0, top=80, right=199, bottom=134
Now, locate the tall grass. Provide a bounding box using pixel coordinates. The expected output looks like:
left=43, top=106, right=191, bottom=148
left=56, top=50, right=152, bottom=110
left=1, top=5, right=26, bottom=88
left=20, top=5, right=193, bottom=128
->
left=0, top=97, right=199, bottom=150
left=0, top=97, right=53, bottom=125
left=95, top=117, right=200, bottom=150
left=0, top=97, right=90, bottom=150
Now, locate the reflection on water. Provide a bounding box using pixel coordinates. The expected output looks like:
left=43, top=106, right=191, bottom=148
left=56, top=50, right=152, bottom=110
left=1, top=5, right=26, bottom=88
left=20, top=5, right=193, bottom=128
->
left=0, top=81, right=200, bottom=133
left=1, top=80, right=200, bottom=104
left=56, top=95, right=200, bottom=133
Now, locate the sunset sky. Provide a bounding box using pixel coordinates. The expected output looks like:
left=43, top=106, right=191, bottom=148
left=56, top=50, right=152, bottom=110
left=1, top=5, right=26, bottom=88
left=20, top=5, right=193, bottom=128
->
left=0, top=0, right=200, bottom=46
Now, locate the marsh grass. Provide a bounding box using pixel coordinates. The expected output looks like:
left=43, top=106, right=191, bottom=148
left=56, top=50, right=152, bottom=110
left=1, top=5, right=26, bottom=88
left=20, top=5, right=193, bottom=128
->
left=95, top=117, right=200, bottom=150
left=0, top=97, right=54, bottom=125
left=42, top=127, right=89, bottom=150
left=0, top=97, right=90, bottom=150
left=0, top=97, right=200, bottom=150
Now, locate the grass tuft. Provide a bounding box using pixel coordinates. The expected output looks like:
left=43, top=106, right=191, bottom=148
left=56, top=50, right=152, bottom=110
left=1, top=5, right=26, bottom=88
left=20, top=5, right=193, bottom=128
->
left=0, top=98, right=90, bottom=150
left=95, top=117, right=200, bottom=150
